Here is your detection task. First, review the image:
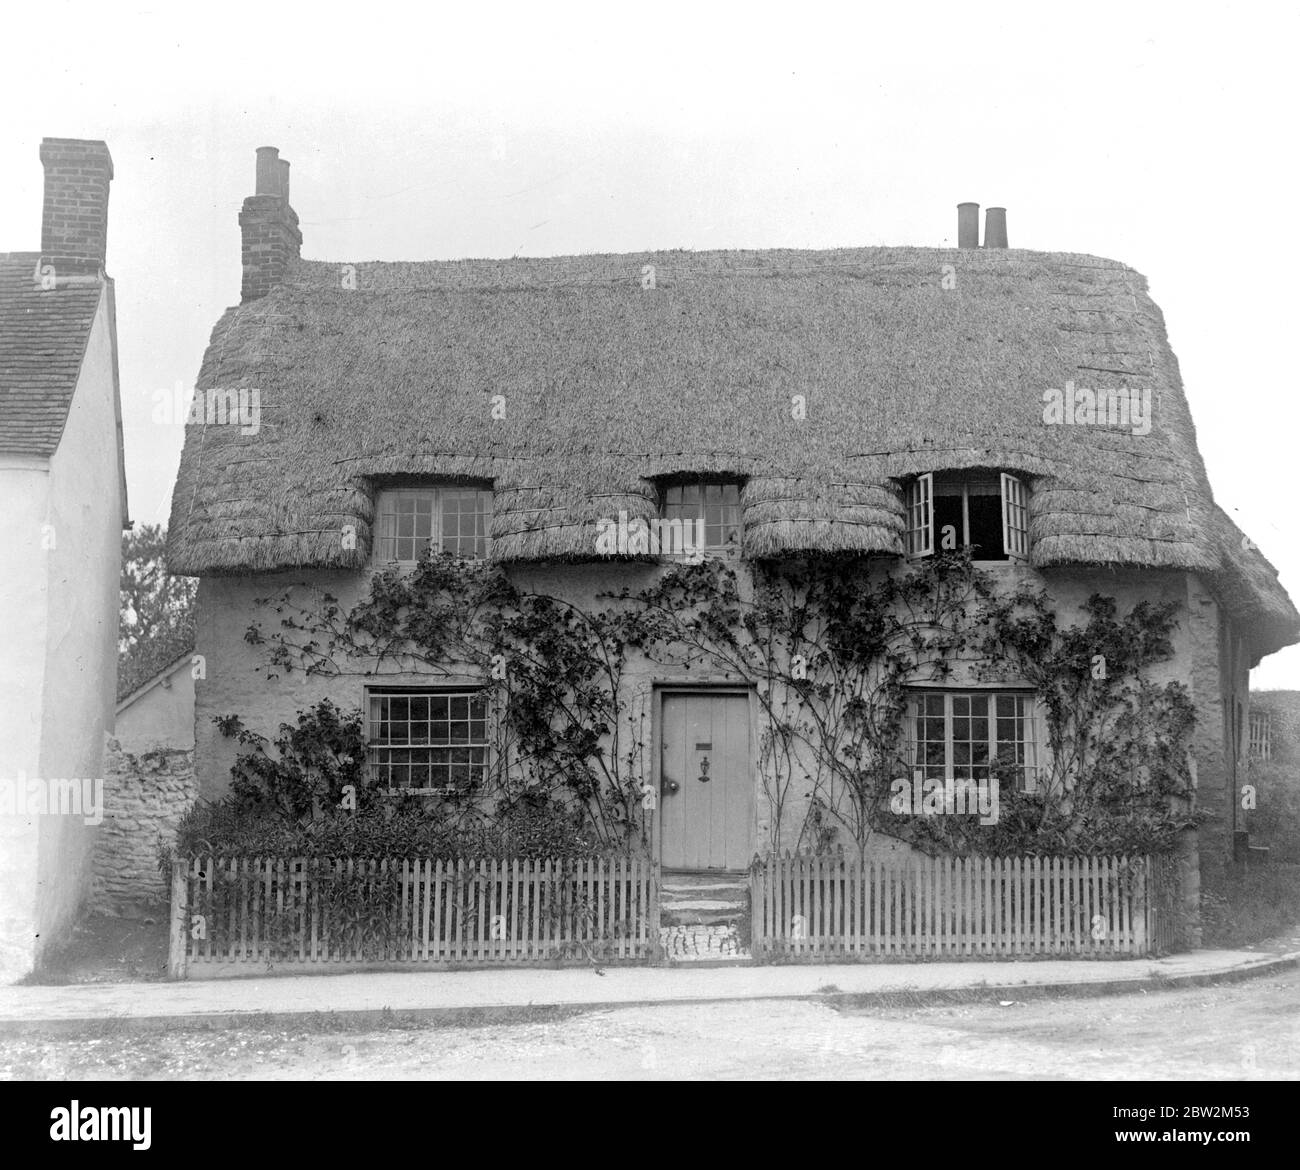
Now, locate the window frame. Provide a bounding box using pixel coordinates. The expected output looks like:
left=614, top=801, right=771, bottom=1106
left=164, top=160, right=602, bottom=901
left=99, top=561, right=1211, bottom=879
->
left=904, top=471, right=1029, bottom=562
left=1001, top=472, right=1029, bottom=560
left=372, top=485, right=493, bottom=565
left=365, top=686, right=490, bottom=795
left=905, top=472, right=934, bottom=558
left=903, top=689, right=1044, bottom=793
left=657, top=478, right=744, bottom=558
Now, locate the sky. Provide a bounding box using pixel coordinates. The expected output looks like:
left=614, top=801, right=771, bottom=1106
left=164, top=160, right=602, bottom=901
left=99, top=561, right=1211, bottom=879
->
left=2, top=0, right=1297, bottom=687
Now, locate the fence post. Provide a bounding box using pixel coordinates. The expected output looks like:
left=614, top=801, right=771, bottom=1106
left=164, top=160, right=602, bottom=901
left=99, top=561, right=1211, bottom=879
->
left=1134, top=855, right=1151, bottom=955
left=648, top=856, right=662, bottom=961
left=167, top=857, right=188, bottom=979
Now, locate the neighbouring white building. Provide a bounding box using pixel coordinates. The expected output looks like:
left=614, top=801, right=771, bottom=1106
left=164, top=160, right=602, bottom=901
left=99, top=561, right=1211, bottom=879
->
left=0, top=138, right=129, bottom=981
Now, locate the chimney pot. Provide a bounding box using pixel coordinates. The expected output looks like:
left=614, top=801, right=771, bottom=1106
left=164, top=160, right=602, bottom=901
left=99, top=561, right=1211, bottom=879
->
left=984, top=207, right=1008, bottom=249
left=957, top=202, right=980, bottom=249
left=255, top=146, right=281, bottom=196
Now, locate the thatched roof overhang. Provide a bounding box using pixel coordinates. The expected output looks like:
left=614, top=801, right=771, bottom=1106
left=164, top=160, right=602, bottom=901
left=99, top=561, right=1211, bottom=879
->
left=166, top=246, right=1298, bottom=657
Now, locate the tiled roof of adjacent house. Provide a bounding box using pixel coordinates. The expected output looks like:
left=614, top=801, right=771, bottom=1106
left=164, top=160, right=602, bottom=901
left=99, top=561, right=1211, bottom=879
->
left=165, top=245, right=1299, bottom=657
left=0, top=252, right=104, bottom=456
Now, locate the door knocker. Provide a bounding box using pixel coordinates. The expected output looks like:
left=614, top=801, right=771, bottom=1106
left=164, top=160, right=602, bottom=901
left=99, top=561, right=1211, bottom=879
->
left=698, top=754, right=711, bottom=783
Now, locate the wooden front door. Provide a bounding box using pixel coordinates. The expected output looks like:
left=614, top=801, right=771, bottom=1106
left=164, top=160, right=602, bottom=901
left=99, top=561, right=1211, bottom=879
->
left=659, top=691, right=753, bottom=870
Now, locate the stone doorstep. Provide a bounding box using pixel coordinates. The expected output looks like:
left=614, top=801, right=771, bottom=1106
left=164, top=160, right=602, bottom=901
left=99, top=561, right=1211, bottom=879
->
left=658, top=899, right=746, bottom=912
left=661, top=870, right=748, bottom=883
left=661, top=877, right=749, bottom=897
left=660, top=910, right=746, bottom=924
left=660, top=872, right=751, bottom=932
left=658, top=923, right=750, bottom=962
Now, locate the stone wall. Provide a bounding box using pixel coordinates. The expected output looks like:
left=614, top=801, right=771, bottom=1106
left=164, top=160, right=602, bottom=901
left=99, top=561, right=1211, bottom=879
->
left=93, top=739, right=196, bottom=916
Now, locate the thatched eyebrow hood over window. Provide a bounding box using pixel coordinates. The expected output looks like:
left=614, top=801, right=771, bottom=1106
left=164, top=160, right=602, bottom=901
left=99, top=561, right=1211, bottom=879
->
left=166, top=245, right=1298, bottom=656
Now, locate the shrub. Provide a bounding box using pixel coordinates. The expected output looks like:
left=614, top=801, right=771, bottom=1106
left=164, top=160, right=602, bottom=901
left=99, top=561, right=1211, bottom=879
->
left=1200, top=864, right=1300, bottom=948
left=158, top=699, right=622, bottom=867
left=1246, top=761, right=1300, bottom=863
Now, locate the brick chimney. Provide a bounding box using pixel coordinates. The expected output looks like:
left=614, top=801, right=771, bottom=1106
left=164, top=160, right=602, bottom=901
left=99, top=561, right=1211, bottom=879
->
left=40, top=138, right=113, bottom=274
left=238, top=146, right=301, bottom=302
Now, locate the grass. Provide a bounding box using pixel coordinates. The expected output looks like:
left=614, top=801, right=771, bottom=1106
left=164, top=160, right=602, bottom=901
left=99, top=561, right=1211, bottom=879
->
left=1200, top=862, right=1300, bottom=949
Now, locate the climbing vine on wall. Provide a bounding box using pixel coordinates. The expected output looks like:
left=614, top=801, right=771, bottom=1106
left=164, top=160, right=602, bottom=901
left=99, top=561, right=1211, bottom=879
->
left=614, top=553, right=998, bottom=854
left=227, top=549, right=1196, bottom=859
left=242, top=555, right=648, bottom=848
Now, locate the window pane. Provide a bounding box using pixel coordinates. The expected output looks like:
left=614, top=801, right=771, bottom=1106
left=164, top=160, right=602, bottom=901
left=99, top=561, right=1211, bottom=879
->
left=368, top=690, right=489, bottom=790
left=376, top=488, right=492, bottom=562
left=377, top=491, right=438, bottom=562
left=438, top=489, right=491, bottom=558
left=909, top=691, right=1035, bottom=784
left=659, top=481, right=741, bottom=552
left=991, top=694, right=1037, bottom=788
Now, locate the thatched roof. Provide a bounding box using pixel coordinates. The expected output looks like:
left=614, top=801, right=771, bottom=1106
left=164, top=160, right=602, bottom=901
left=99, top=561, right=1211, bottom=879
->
left=166, top=245, right=1298, bottom=656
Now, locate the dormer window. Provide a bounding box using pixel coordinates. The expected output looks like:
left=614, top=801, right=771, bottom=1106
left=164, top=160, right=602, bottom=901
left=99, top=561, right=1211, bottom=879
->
left=905, top=472, right=1028, bottom=562
left=374, top=485, right=493, bottom=563
left=660, top=480, right=742, bottom=557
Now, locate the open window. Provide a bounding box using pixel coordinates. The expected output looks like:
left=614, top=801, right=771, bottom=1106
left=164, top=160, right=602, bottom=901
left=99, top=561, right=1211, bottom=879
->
left=373, top=484, right=493, bottom=564
left=905, top=471, right=1029, bottom=561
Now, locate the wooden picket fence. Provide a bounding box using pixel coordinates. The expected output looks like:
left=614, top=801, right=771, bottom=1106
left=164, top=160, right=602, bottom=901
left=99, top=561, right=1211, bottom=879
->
left=169, top=855, right=659, bottom=978
left=1146, top=851, right=1188, bottom=955
left=750, top=852, right=1169, bottom=959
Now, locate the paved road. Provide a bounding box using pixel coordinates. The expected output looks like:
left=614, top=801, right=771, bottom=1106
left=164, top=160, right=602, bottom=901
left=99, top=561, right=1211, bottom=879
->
left=2, top=969, right=1297, bottom=1079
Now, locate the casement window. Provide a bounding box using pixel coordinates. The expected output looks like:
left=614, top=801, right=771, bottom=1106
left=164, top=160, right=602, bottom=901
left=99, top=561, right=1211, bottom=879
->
left=904, top=690, right=1043, bottom=792
left=905, top=472, right=1029, bottom=561
left=904, top=472, right=934, bottom=557
left=373, top=486, right=492, bottom=563
left=366, top=688, right=488, bottom=793
left=660, top=481, right=743, bottom=555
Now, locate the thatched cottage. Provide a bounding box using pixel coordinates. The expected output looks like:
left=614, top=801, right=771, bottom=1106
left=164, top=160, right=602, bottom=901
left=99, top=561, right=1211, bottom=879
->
left=167, top=150, right=1298, bottom=921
